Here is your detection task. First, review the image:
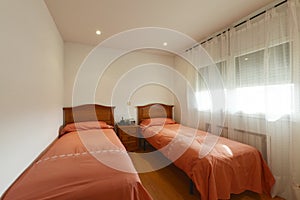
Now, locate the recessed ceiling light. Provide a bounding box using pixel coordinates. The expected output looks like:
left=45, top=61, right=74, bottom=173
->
left=244, top=57, right=249, bottom=61
left=163, top=42, right=168, bottom=46
left=96, top=30, right=101, bottom=35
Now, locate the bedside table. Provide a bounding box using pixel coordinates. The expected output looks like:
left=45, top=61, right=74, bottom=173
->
left=116, top=124, right=139, bottom=151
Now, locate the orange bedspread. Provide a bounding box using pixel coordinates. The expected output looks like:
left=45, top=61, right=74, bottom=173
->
left=2, top=129, right=152, bottom=200
left=142, top=124, right=275, bottom=200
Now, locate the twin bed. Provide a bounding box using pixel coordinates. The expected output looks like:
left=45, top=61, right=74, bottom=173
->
left=137, top=103, right=275, bottom=200
left=2, top=103, right=275, bottom=200
left=1, top=104, right=152, bottom=200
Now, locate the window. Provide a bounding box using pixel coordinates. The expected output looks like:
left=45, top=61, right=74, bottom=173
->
left=235, top=43, right=290, bottom=87
left=235, top=49, right=264, bottom=87
left=196, top=61, right=227, bottom=111
left=234, top=43, right=293, bottom=116
left=196, top=43, right=293, bottom=118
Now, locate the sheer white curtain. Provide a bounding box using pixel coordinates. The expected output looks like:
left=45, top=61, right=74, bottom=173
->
left=192, top=0, right=300, bottom=199
left=229, top=3, right=292, bottom=198
left=192, top=32, right=229, bottom=130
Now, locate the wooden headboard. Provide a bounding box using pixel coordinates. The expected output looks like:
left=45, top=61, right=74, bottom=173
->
left=136, top=103, right=174, bottom=124
left=63, top=104, right=115, bottom=126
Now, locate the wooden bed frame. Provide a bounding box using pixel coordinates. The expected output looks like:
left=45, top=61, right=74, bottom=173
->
left=136, top=103, right=173, bottom=124
left=136, top=103, right=274, bottom=197
left=2, top=104, right=154, bottom=200
left=63, top=104, right=115, bottom=126
left=3, top=104, right=116, bottom=199
left=136, top=103, right=196, bottom=194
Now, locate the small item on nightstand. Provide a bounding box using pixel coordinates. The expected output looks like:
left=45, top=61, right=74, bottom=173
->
left=119, top=117, right=125, bottom=125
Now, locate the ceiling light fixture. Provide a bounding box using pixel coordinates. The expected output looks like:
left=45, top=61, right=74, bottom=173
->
left=96, top=30, right=101, bottom=35
left=163, top=42, right=168, bottom=46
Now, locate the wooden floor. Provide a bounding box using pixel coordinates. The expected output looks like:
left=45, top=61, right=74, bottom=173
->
left=139, top=164, right=200, bottom=200
left=138, top=163, right=284, bottom=200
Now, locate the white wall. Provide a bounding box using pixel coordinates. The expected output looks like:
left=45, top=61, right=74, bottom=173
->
left=64, top=43, right=176, bottom=122
left=64, top=42, right=94, bottom=106
left=0, top=0, right=63, bottom=195
left=130, top=84, right=174, bottom=107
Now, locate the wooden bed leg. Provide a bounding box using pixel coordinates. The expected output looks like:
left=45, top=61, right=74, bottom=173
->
left=143, top=139, right=146, bottom=151
left=189, top=179, right=194, bottom=195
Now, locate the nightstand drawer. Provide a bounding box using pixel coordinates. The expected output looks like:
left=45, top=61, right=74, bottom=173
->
left=120, top=133, right=136, bottom=142
left=122, top=141, right=139, bottom=151
left=122, top=127, right=138, bottom=136
left=117, top=125, right=140, bottom=151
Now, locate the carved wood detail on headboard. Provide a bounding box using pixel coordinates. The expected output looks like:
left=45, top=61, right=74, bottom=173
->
left=63, top=104, right=115, bottom=126
left=136, top=103, right=174, bottom=124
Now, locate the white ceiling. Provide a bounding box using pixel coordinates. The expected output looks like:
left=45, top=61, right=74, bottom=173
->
left=45, top=0, right=275, bottom=46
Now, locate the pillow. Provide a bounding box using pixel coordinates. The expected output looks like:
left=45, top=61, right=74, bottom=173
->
left=60, top=121, right=113, bottom=136
left=140, top=118, right=176, bottom=127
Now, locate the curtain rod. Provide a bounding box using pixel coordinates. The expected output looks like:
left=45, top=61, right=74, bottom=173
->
left=185, top=0, right=287, bottom=52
